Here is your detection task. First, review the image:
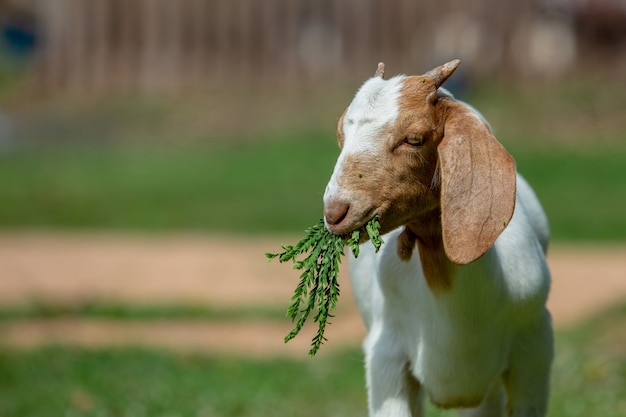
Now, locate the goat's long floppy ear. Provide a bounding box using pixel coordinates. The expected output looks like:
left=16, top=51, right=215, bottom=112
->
left=438, top=103, right=517, bottom=265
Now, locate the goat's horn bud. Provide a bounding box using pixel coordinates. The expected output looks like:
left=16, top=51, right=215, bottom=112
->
left=424, top=59, right=460, bottom=88
left=374, top=62, right=385, bottom=78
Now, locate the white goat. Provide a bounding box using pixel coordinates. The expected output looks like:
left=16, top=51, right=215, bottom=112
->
left=323, top=60, right=553, bottom=417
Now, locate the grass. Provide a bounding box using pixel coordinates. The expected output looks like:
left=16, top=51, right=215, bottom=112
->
left=1, top=303, right=626, bottom=416
left=0, top=346, right=368, bottom=417
left=512, top=145, right=626, bottom=241
left=0, top=136, right=625, bottom=241
left=0, top=301, right=286, bottom=322
left=548, top=304, right=626, bottom=416
left=0, top=76, right=624, bottom=241
left=0, top=135, right=335, bottom=234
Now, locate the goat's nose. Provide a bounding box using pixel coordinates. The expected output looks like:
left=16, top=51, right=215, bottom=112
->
left=324, top=200, right=350, bottom=226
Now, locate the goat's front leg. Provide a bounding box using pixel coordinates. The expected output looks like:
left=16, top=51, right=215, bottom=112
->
left=365, top=325, right=423, bottom=417
left=503, top=311, right=553, bottom=417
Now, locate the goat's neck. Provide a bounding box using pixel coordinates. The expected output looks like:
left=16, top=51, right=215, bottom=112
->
left=400, top=211, right=456, bottom=292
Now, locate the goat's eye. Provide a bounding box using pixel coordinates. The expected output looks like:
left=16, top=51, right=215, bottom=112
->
left=403, top=134, right=425, bottom=147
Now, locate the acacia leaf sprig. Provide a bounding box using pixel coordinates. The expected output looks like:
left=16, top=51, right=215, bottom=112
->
left=266, top=215, right=383, bottom=356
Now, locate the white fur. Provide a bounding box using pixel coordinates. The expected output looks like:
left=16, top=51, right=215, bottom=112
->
left=324, top=76, right=405, bottom=205
left=342, top=75, right=405, bottom=151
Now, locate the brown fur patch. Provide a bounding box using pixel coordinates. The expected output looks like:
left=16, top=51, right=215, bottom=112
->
left=391, top=78, right=456, bottom=292
left=397, top=227, right=417, bottom=261
left=415, top=231, right=455, bottom=292
left=400, top=215, right=456, bottom=292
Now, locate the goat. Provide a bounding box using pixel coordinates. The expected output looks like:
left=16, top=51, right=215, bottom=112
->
left=323, top=60, right=553, bottom=417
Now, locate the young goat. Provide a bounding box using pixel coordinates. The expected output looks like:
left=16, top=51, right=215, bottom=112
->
left=323, top=60, right=553, bottom=417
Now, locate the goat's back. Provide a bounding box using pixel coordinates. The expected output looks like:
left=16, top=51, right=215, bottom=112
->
left=515, top=174, right=550, bottom=253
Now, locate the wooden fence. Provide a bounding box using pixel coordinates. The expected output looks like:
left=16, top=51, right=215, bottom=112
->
left=5, top=0, right=622, bottom=94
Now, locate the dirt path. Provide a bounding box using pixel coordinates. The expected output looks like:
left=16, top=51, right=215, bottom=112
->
left=0, top=233, right=624, bottom=357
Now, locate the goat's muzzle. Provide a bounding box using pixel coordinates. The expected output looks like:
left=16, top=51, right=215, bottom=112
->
left=324, top=200, right=350, bottom=233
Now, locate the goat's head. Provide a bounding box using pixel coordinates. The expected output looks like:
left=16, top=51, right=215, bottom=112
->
left=323, top=60, right=516, bottom=265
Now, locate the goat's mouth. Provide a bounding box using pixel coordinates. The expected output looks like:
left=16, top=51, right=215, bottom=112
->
left=324, top=205, right=377, bottom=235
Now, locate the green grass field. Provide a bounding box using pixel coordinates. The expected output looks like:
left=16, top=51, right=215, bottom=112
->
left=1, top=304, right=626, bottom=416
left=2, top=77, right=625, bottom=240
left=1, top=137, right=625, bottom=240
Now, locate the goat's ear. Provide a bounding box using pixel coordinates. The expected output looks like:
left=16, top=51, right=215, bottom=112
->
left=438, top=103, right=516, bottom=265
left=337, top=107, right=347, bottom=149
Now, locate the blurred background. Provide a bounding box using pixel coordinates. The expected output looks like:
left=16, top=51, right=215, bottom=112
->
left=0, top=0, right=625, bottom=416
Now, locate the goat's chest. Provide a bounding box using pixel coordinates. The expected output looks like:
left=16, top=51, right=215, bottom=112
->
left=376, top=248, right=511, bottom=407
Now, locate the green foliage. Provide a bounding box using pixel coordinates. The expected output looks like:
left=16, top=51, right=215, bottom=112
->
left=267, top=216, right=383, bottom=356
